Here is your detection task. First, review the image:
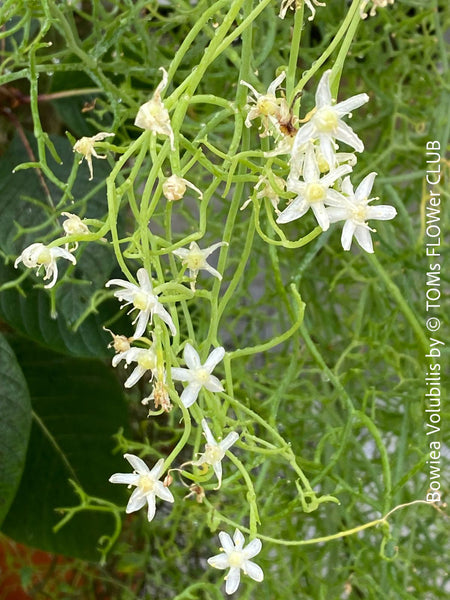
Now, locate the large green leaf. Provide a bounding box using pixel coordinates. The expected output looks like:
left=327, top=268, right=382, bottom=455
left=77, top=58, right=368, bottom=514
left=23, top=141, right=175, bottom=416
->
left=1, top=339, right=129, bottom=561
left=0, top=260, right=113, bottom=357
left=0, top=334, right=32, bottom=527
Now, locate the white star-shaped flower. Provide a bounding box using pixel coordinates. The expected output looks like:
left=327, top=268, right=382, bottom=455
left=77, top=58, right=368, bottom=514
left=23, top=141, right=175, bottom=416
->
left=73, top=132, right=114, bottom=180
left=279, top=0, right=326, bottom=21
left=240, top=71, right=289, bottom=137
left=360, top=0, right=394, bottom=19
left=134, top=67, right=175, bottom=150
left=162, top=174, right=203, bottom=201
left=171, top=343, right=225, bottom=408
left=193, top=419, right=239, bottom=489
left=326, top=172, right=397, bottom=253
left=277, top=144, right=352, bottom=231
left=14, top=242, right=76, bottom=289
left=208, top=529, right=264, bottom=595
left=172, top=241, right=227, bottom=291
left=117, top=346, right=158, bottom=388
left=293, top=70, right=369, bottom=168
left=106, top=268, right=176, bottom=338
left=109, top=454, right=174, bottom=522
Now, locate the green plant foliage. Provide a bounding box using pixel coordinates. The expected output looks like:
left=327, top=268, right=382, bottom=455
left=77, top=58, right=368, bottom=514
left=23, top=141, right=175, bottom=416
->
left=0, top=334, right=32, bottom=527
left=1, top=339, right=129, bottom=561
left=0, top=0, right=448, bottom=598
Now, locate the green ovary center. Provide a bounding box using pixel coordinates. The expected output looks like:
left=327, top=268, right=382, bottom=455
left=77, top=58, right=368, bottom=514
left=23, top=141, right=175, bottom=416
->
left=37, top=248, right=52, bottom=265
left=351, top=203, right=368, bottom=223
left=138, top=352, right=157, bottom=371
left=138, top=475, right=155, bottom=493
left=186, top=252, right=205, bottom=270
left=204, top=444, right=224, bottom=465
left=256, top=96, right=278, bottom=116
left=305, top=183, right=326, bottom=204
left=228, top=551, right=244, bottom=568
left=195, top=368, right=210, bottom=384
left=315, top=108, right=338, bottom=133
left=133, top=292, right=149, bottom=311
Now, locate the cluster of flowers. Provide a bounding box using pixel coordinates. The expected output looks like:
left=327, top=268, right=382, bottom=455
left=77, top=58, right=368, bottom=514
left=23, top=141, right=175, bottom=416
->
left=241, top=68, right=396, bottom=253
left=13, top=58, right=396, bottom=594
left=279, top=0, right=395, bottom=21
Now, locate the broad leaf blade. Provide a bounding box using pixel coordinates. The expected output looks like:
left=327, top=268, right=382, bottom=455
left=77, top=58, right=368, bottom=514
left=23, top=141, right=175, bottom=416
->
left=1, top=340, right=129, bottom=560
left=0, top=334, right=32, bottom=527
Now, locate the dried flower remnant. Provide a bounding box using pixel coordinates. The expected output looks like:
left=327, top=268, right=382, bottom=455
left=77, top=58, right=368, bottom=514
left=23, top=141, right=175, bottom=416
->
left=292, top=69, right=369, bottom=168
left=360, top=0, right=394, bottom=19
left=73, top=132, right=114, bottom=180
left=61, top=212, right=90, bottom=250
left=135, top=67, right=175, bottom=150
left=171, top=343, right=225, bottom=408
left=279, top=0, right=326, bottom=21
left=326, top=172, right=396, bottom=253
left=193, top=419, right=239, bottom=489
left=208, top=529, right=264, bottom=595
left=143, top=379, right=172, bottom=412
left=162, top=174, right=203, bottom=201
left=109, top=454, right=174, bottom=522
left=172, top=241, right=227, bottom=291
left=15, top=243, right=76, bottom=289
left=106, top=268, right=176, bottom=338
left=240, top=71, right=289, bottom=137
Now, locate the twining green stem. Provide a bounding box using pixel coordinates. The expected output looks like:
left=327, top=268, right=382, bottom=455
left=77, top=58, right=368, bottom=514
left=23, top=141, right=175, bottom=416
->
left=365, top=254, right=429, bottom=354
left=292, top=0, right=362, bottom=97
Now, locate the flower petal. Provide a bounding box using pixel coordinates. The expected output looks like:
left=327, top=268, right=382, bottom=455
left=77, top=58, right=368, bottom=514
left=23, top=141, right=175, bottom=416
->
left=109, top=473, right=139, bottom=485
left=126, top=487, right=146, bottom=513
left=302, top=144, right=320, bottom=183
left=171, top=367, right=195, bottom=382
left=154, top=303, right=176, bottom=335
left=355, top=172, right=377, bottom=202
left=180, top=382, right=202, bottom=407
left=320, top=164, right=353, bottom=188
left=233, top=529, right=245, bottom=549
left=311, top=202, right=330, bottom=231
left=341, top=220, right=356, bottom=251
left=183, top=343, right=201, bottom=369
left=124, top=453, right=150, bottom=475
left=243, top=538, right=262, bottom=559
left=335, top=121, right=364, bottom=153
left=220, top=431, right=239, bottom=452
left=204, top=346, right=225, bottom=372
left=204, top=375, right=224, bottom=393
left=315, top=70, right=332, bottom=109
left=276, top=197, right=309, bottom=224
left=354, top=226, right=374, bottom=253
left=292, top=121, right=316, bottom=149
left=267, top=71, right=286, bottom=96
left=146, top=493, right=157, bottom=522
left=149, top=458, right=165, bottom=480
left=124, top=365, right=147, bottom=388
left=202, top=263, right=222, bottom=281
left=326, top=206, right=348, bottom=223
left=213, top=461, right=223, bottom=489
left=136, top=268, right=153, bottom=292
left=133, top=309, right=150, bottom=339
left=366, top=205, right=397, bottom=221
left=244, top=560, right=264, bottom=582
left=334, top=93, right=369, bottom=117
left=218, top=532, right=234, bottom=553
left=154, top=481, right=175, bottom=503
left=225, top=567, right=241, bottom=595
left=201, top=419, right=217, bottom=446
left=208, top=552, right=230, bottom=570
